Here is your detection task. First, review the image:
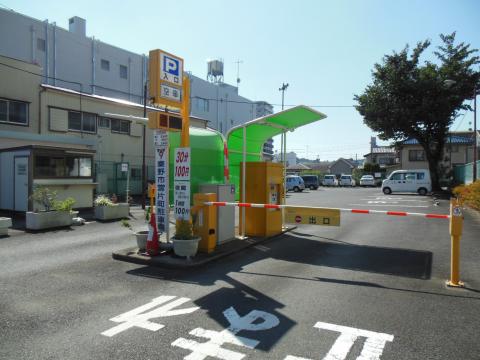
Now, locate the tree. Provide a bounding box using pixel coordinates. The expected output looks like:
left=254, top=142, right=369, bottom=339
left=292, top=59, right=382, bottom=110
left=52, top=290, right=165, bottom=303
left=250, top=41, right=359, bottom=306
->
left=355, top=33, right=479, bottom=190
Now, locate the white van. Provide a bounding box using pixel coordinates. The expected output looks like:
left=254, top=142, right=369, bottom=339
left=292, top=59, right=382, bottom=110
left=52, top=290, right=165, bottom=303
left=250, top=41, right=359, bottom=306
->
left=286, top=175, right=305, bottom=192
left=381, top=169, right=431, bottom=195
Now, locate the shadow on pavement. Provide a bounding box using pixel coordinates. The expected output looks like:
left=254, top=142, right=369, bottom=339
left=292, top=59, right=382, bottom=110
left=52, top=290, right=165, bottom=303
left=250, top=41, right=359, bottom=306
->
left=235, top=271, right=480, bottom=301
left=192, top=275, right=296, bottom=352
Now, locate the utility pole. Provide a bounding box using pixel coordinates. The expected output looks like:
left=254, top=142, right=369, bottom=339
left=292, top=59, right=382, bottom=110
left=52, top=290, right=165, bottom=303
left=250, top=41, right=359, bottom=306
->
left=279, top=82, right=289, bottom=110
left=235, top=59, right=243, bottom=90
left=141, top=82, right=147, bottom=209
left=474, top=85, right=478, bottom=182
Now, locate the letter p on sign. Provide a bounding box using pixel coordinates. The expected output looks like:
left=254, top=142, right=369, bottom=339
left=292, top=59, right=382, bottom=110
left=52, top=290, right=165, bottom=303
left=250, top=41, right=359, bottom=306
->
left=164, top=56, right=179, bottom=76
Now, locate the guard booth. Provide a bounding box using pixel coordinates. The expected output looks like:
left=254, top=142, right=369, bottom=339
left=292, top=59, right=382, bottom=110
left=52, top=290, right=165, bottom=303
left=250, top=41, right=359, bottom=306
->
left=227, top=105, right=328, bottom=238
left=239, top=162, right=283, bottom=237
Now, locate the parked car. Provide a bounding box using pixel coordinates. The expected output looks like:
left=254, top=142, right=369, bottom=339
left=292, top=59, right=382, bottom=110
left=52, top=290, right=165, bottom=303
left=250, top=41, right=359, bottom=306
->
left=359, top=175, right=375, bottom=187
left=339, top=175, right=356, bottom=187
left=301, top=175, right=319, bottom=190
left=381, top=169, right=431, bottom=195
left=322, top=174, right=338, bottom=186
left=286, top=175, right=305, bottom=192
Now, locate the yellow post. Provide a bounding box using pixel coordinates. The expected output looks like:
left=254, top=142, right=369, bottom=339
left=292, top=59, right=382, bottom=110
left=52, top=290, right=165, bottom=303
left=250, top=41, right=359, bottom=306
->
left=180, top=75, right=190, bottom=147
left=192, top=193, right=217, bottom=253
left=148, top=183, right=156, bottom=209
left=447, top=198, right=464, bottom=287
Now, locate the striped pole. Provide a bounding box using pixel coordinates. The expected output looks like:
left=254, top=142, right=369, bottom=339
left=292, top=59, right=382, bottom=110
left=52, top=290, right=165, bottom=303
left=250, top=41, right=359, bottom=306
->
left=203, top=201, right=450, bottom=220
left=223, top=141, right=230, bottom=183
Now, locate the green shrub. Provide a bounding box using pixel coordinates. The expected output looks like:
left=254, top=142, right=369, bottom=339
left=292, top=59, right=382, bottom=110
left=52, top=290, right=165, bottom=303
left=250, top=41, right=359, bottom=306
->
left=30, top=187, right=57, bottom=212
left=94, top=195, right=115, bottom=207
left=53, top=197, right=76, bottom=213
left=174, top=219, right=194, bottom=240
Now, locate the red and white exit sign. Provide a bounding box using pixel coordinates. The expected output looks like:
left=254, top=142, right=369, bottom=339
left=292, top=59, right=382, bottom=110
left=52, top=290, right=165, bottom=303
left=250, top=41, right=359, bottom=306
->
left=174, top=147, right=191, bottom=181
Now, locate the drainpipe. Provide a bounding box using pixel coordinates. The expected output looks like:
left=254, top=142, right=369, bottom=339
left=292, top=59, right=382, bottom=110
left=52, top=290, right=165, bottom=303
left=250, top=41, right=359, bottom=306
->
left=30, top=25, right=36, bottom=63
left=38, top=87, right=46, bottom=134
left=44, top=19, right=49, bottom=84
left=53, top=22, right=57, bottom=86
left=91, top=37, right=96, bottom=94
left=128, top=57, right=132, bottom=101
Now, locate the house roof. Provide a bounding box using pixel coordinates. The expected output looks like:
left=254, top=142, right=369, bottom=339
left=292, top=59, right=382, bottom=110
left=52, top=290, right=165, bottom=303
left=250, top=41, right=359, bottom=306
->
left=41, top=84, right=209, bottom=123
left=328, top=158, right=355, bottom=169
left=364, top=146, right=396, bottom=157
left=402, top=134, right=474, bottom=145
left=287, top=163, right=312, bottom=170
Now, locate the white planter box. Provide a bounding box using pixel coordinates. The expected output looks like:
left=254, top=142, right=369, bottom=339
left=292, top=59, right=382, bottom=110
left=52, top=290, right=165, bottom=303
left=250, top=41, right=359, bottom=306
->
left=0, top=217, right=12, bottom=236
left=95, top=203, right=130, bottom=221
left=26, top=211, right=73, bottom=230
left=172, top=237, right=201, bottom=259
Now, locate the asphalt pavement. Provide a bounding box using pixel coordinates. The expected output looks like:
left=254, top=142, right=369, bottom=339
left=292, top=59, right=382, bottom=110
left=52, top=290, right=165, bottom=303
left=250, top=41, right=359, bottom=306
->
left=1, top=187, right=479, bottom=360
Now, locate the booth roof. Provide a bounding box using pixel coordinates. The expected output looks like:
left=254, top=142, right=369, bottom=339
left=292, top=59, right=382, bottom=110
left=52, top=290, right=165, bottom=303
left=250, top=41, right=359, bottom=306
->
left=227, top=105, right=327, bottom=156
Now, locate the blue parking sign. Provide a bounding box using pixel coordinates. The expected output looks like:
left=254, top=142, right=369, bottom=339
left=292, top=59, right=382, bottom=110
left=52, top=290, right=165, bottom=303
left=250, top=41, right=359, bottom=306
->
left=160, top=52, right=183, bottom=86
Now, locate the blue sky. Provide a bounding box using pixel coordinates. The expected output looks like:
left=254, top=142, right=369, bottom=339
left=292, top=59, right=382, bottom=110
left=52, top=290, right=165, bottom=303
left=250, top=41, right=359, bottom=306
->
left=2, top=0, right=479, bottom=160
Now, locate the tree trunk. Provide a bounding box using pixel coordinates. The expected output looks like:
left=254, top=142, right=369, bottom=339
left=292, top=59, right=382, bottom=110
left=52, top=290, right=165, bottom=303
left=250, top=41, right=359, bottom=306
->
left=424, top=145, right=444, bottom=191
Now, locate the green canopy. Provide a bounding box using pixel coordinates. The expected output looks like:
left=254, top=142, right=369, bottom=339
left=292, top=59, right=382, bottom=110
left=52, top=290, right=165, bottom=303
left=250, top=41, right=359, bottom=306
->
left=227, top=105, right=327, bottom=199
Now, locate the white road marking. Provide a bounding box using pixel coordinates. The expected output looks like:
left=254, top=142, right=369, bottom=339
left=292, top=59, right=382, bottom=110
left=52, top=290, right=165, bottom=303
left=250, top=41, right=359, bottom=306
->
left=285, top=322, right=393, bottom=360
left=349, top=203, right=428, bottom=208
left=362, top=198, right=430, bottom=202
left=316, top=322, right=393, bottom=360
left=172, top=306, right=280, bottom=360
left=367, top=201, right=397, bottom=204
left=253, top=245, right=270, bottom=252
left=101, top=296, right=199, bottom=337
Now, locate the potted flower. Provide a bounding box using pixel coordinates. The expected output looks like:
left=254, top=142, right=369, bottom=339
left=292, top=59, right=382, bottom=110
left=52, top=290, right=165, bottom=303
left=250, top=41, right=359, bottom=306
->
left=94, top=195, right=129, bottom=221
left=26, top=187, right=76, bottom=230
left=172, top=217, right=201, bottom=259
left=119, top=208, right=150, bottom=252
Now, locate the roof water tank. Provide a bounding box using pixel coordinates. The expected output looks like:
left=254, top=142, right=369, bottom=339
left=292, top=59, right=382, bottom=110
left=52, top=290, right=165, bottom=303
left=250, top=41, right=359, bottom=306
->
left=208, top=60, right=224, bottom=77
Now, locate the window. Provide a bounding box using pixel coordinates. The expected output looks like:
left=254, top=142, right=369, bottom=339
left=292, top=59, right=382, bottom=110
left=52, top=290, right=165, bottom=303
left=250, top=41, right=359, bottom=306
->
left=0, top=99, right=7, bottom=122
left=405, top=173, right=416, bottom=181
left=417, top=172, right=425, bottom=180
left=408, top=150, right=425, bottom=161
left=98, top=117, right=111, bottom=128
left=446, top=144, right=459, bottom=153
left=101, top=59, right=110, bottom=71
left=82, top=113, right=96, bottom=132
left=0, top=98, right=28, bottom=125
left=37, top=38, right=46, bottom=52
left=111, top=118, right=130, bottom=134
left=35, top=154, right=92, bottom=178
left=390, top=173, right=405, bottom=181
left=68, top=111, right=97, bottom=133
left=131, top=168, right=142, bottom=179
left=119, top=64, right=128, bottom=79
left=194, top=97, right=209, bottom=112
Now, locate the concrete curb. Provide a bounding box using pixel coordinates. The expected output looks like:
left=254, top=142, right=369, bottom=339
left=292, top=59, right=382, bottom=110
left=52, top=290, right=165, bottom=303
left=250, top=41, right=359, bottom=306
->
left=112, top=226, right=296, bottom=269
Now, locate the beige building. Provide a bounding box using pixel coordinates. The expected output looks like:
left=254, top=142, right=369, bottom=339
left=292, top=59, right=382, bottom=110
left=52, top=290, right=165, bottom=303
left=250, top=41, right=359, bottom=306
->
left=398, top=134, right=475, bottom=172
left=0, top=55, right=207, bottom=211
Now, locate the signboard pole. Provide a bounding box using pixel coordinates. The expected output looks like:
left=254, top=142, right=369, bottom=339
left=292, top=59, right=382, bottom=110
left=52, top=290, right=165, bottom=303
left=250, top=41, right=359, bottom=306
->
left=181, top=76, right=190, bottom=147
left=174, top=147, right=191, bottom=221
left=154, top=130, right=170, bottom=242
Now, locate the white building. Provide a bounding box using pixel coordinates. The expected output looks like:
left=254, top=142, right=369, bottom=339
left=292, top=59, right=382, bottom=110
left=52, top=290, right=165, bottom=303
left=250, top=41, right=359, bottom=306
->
left=0, top=7, right=274, bottom=139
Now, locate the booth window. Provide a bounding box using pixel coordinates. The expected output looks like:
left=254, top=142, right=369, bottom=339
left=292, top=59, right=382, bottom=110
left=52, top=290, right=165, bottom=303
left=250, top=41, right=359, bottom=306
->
left=0, top=98, right=29, bottom=125
left=68, top=111, right=97, bottom=133
left=35, top=154, right=92, bottom=178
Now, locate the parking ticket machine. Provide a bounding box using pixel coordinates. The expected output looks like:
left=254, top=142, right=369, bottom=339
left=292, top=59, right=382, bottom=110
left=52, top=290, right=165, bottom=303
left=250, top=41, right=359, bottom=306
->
left=239, top=162, right=284, bottom=237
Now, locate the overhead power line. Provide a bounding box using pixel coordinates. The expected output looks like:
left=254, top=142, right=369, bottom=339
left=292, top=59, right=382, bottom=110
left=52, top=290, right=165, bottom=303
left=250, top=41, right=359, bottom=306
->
left=1, top=62, right=358, bottom=109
